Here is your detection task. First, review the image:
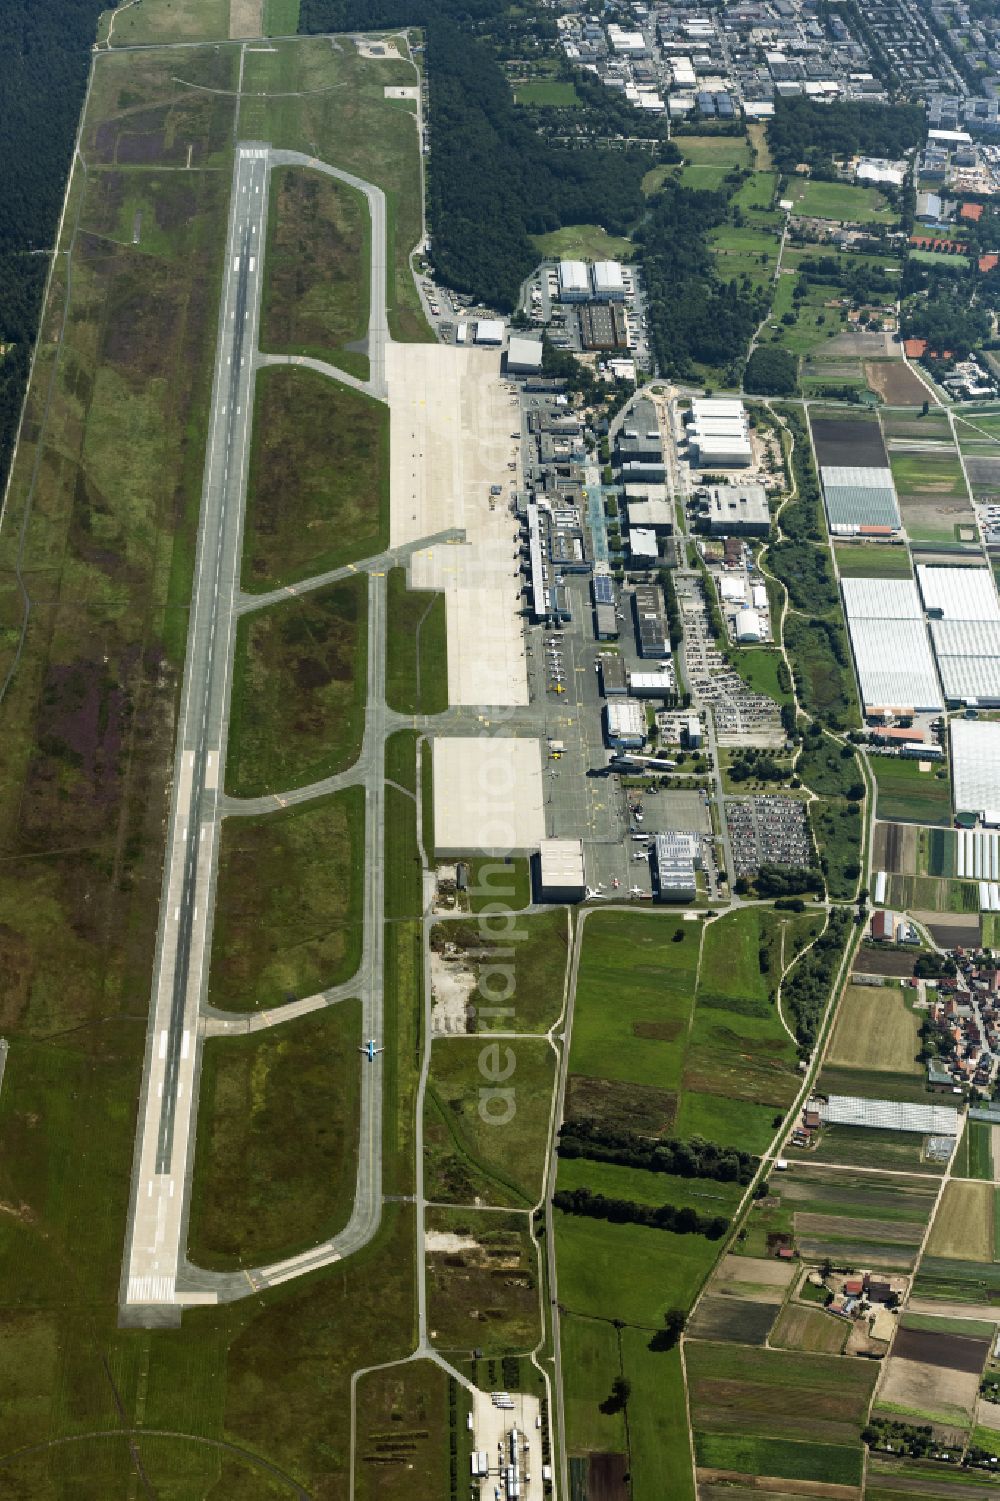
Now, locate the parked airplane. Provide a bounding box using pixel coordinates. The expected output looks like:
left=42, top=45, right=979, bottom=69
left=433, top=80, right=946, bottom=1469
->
left=359, top=1039, right=385, bottom=1061
left=585, top=887, right=609, bottom=900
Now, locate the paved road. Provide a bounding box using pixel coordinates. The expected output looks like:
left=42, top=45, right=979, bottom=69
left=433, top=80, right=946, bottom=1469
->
left=121, top=142, right=394, bottom=1317
left=122, top=142, right=271, bottom=1313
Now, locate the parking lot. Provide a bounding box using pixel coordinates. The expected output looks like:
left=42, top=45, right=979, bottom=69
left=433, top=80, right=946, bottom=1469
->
left=726, top=795, right=813, bottom=879
left=677, top=577, right=785, bottom=745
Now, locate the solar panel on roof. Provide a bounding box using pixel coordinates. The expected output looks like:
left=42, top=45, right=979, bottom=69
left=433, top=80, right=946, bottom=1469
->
left=593, top=575, right=615, bottom=604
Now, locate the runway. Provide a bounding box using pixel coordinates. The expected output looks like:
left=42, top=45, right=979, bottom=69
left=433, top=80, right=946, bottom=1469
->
left=122, top=143, right=271, bottom=1311
left=121, top=141, right=394, bottom=1317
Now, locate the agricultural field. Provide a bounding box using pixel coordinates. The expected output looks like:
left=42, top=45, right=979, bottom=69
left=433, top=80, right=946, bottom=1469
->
left=243, top=367, right=389, bottom=589
left=227, top=577, right=368, bottom=797
left=825, top=982, right=922, bottom=1078
left=871, top=756, right=953, bottom=826
left=787, top=177, right=898, bottom=224
left=865, top=360, right=931, bottom=406
left=927, top=1181, right=996, bottom=1262
left=769, top=1303, right=849, bottom=1354
left=812, top=409, right=889, bottom=467
left=737, top=1162, right=937, bottom=1268
left=886, top=873, right=980, bottom=916
left=207, top=789, right=365, bottom=1012
left=955, top=1118, right=994, bottom=1182
left=834, top=543, right=913, bottom=578
left=188, top=1002, right=362, bottom=1268
left=686, top=1341, right=878, bottom=1486
left=890, top=450, right=970, bottom=499
left=262, top=165, right=370, bottom=379
left=786, top=1124, right=946, bottom=1174
left=876, top=1325, right=989, bottom=1427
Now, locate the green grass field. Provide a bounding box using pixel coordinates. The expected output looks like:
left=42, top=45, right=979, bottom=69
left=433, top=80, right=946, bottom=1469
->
left=431, top=908, right=569, bottom=1034
left=385, top=566, right=448, bottom=715
left=355, top=1359, right=453, bottom=1501
left=557, top=1156, right=744, bottom=1216
left=694, top=1432, right=863, bottom=1485
left=910, top=248, right=971, bottom=269
left=243, top=367, right=389, bottom=590
left=679, top=135, right=752, bottom=168
left=532, top=223, right=633, bottom=262
left=424, top=1036, right=556, bottom=1207
left=834, top=543, right=913, bottom=578
left=208, top=789, right=364, bottom=1012
left=623, top=1336, right=695, bottom=1501
left=106, top=0, right=231, bottom=43
left=227, top=577, right=368, bottom=797
left=426, top=1208, right=540, bottom=1354
left=788, top=177, right=897, bottom=225
left=555, top=1211, right=722, bottom=1325
left=561, top=1314, right=627, bottom=1457
left=262, top=165, right=370, bottom=380
left=188, top=1002, right=362, bottom=1269
left=514, top=79, right=580, bottom=106
left=730, top=648, right=790, bottom=703
left=872, top=756, right=952, bottom=825
left=236, top=39, right=430, bottom=341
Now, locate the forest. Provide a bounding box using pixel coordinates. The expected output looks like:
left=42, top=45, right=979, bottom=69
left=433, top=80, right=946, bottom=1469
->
left=637, top=177, right=766, bottom=379
left=766, top=96, right=926, bottom=173
left=553, top=1187, right=729, bottom=1240
left=0, top=0, right=107, bottom=492
left=559, top=1120, right=758, bottom=1184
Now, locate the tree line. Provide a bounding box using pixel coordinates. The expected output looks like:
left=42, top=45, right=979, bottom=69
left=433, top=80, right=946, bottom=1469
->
left=559, top=1120, right=758, bottom=1184
left=553, top=1186, right=729, bottom=1240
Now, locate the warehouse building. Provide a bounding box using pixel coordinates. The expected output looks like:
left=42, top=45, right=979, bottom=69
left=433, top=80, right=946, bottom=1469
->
left=818, top=1094, right=960, bottom=1136
left=707, top=484, right=770, bottom=534
left=629, top=668, right=675, bottom=697
left=557, top=260, right=590, bottom=301
left=605, top=698, right=647, bottom=748
left=736, top=607, right=764, bottom=643
left=951, top=718, right=1000, bottom=822
left=633, top=582, right=668, bottom=657
left=841, top=577, right=943, bottom=713
left=533, top=838, right=586, bottom=903
left=821, top=465, right=901, bottom=531
left=592, top=260, right=626, bottom=300
left=505, top=335, right=543, bottom=375
left=689, top=431, right=752, bottom=467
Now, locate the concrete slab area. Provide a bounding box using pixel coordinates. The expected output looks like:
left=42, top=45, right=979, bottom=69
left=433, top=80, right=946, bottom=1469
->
left=387, top=342, right=528, bottom=707
left=433, top=736, right=544, bottom=853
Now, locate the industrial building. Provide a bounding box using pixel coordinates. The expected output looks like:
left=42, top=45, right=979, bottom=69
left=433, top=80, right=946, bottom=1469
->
left=599, top=653, right=627, bottom=695
left=632, top=582, right=668, bottom=657
left=821, top=465, right=901, bottom=531
left=474, top=318, right=504, bottom=346
left=533, top=838, right=586, bottom=903
left=627, top=497, right=673, bottom=532
left=579, top=301, right=629, bottom=350
left=706, top=483, right=770, bottom=534
left=605, top=698, right=647, bottom=748
left=951, top=718, right=1000, bottom=822
left=653, top=831, right=699, bottom=902
left=841, top=577, right=943, bottom=713
left=506, top=335, right=543, bottom=375
left=917, top=564, right=1000, bottom=705
left=592, top=570, right=618, bottom=640
left=592, top=260, right=626, bottom=300
left=629, top=668, right=675, bottom=697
